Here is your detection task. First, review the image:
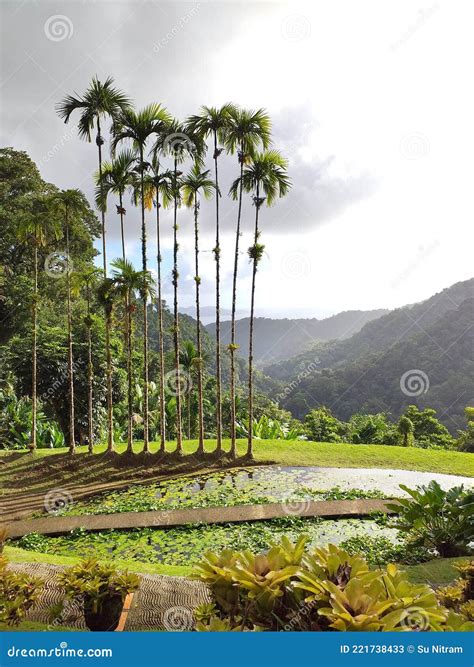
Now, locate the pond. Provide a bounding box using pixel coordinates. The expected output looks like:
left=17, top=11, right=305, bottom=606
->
left=17, top=516, right=402, bottom=568
left=58, top=465, right=474, bottom=517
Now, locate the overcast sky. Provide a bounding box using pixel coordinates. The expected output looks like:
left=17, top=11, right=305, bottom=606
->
left=1, top=0, right=473, bottom=319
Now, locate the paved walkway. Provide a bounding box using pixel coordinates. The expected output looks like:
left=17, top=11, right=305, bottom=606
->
left=2, top=498, right=396, bottom=538
left=8, top=562, right=211, bottom=631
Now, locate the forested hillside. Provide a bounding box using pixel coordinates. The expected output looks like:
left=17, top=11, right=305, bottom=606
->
left=207, top=309, right=388, bottom=365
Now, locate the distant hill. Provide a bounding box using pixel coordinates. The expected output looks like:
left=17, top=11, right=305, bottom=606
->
left=264, top=279, right=474, bottom=381
left=263, top=279, right=474, bottom=432
left=205, top=309, right=389, bottom=365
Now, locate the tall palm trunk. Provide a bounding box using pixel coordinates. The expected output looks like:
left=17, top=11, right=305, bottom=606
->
left=172, top=156, right=183, bottom=453
left=229, top=150, right=244, bottom=459
left=213, top=131, right=223, bottom=454
left=30, top=234, right=38, bottom=452
left=139, top=147, right=150, bottom=452
left=97, top=117, right=114, bottom=453
left=247, top=183, right=261, bottom=459
left=155, top=188, right=166, bottom=454
left=119, top=191, right=126, bottom=260
left=126, top=290, right=133, bottom=453
left=86, top=286, right=94, bottom=454
left=65, top=206, right=75, bottom=454
left=194, top=193, right=205, bottom=454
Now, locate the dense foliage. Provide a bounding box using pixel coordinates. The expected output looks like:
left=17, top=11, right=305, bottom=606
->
left=193, top=539, right=473, bottom=631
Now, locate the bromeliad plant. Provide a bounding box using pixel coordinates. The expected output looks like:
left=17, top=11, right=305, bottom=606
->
left=193, top=539, right=474, bottom=632
left=57, top=558, right=139, bottom=631
left=0, top=556, right=40, bottom=626
left=386, top=482, right=474, bottom=558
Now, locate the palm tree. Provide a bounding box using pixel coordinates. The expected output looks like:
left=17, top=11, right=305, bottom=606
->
left=230, top=151, right=290, bottom=458
left=112, top=104, right=172, bottom=453
left=180, top=163, right=216, bottom=454
left=53, top=189, right=90, bottom=454
left=56, top=77, right=131, bottom=272
left=111, top=259, right=152, bottom=453
left=17, top=197, right=60, bottom=452
left=57, top=76, right=131, bottom=454
left=154, top=121, right=203, bottom=455
left=179, top=340, right=198, bottom=440
left=95, top=149, right=137, bottom=260
left=225, top=107, right=272, bottom=458
left=72, top=268, right=102, bottom=453
left=186, top=103, right=236, bottom=454
left=96, top=276, right=117, bottom=451
left=143, top=153, right=173, bottom=453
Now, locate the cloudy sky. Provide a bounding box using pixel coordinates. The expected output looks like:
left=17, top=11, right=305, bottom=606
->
left=1, top=0, right=473, bottom=320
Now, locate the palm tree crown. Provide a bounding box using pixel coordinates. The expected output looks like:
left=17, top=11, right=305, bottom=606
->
left=94, top=149, right=137, bottom=211
left=225, top=107, right=272, bottom=158
left=56, top=76, right=131, bottom=141
left=230, top=150, right=291, bottom=204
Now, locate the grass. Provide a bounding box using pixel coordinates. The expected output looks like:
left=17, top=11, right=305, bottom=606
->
left=1, top=439, right=472, bottom=497
left=0, top=621, right=80, bottom=632
left=3, top=545, right=192, bottom=577
left=5, top=545, right=468, bottom=587
left=404, top=557, right=468, bottom=585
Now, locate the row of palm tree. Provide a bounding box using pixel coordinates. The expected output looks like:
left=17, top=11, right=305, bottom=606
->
left=37, top=76, right=291, bottom=458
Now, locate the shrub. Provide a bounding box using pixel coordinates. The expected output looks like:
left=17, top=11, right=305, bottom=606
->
left=304, top=407, right=346, bottom=443
left=348, top=412, right=397, bottom=445
left=57, top=558, right=139, bottom=631
left=387, top=482, right=474, bottom=558
left=0, top=556, right=40, bottom=626
left=193, top=539, right=474, bottom=632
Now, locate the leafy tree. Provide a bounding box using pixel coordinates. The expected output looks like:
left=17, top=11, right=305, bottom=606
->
left=403, top=405, right=455, bottom=449
left=17, top=196, right=60, bottom=450
left=397, top=415, right=414, bottom=447
left=457, top=407, right=474, bottom=453
left=348, top=412, right=396, bottom=445
left=231, top=150, right=290, bottom=457
left=304, top=407, right=346, bottom=443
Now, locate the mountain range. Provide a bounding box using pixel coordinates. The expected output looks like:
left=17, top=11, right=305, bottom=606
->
left=262, top=279, right=474, bottom=432
left=206, top=309, right=389, bottom=365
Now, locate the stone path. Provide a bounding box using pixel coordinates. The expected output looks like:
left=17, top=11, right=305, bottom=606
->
left=2, top=498, right=396, bottom=539
left=9, top=562, right=211, bottom=631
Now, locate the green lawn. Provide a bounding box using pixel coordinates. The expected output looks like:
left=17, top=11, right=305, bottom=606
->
left=5, top=545, right=468, bottom=587
left=1, top=439, right=472, bottom=478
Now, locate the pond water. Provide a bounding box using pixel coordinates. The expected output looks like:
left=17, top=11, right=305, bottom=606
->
left=60, top=465, right=474, bottom=517
left=18, top=517, right=401, bottom=568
